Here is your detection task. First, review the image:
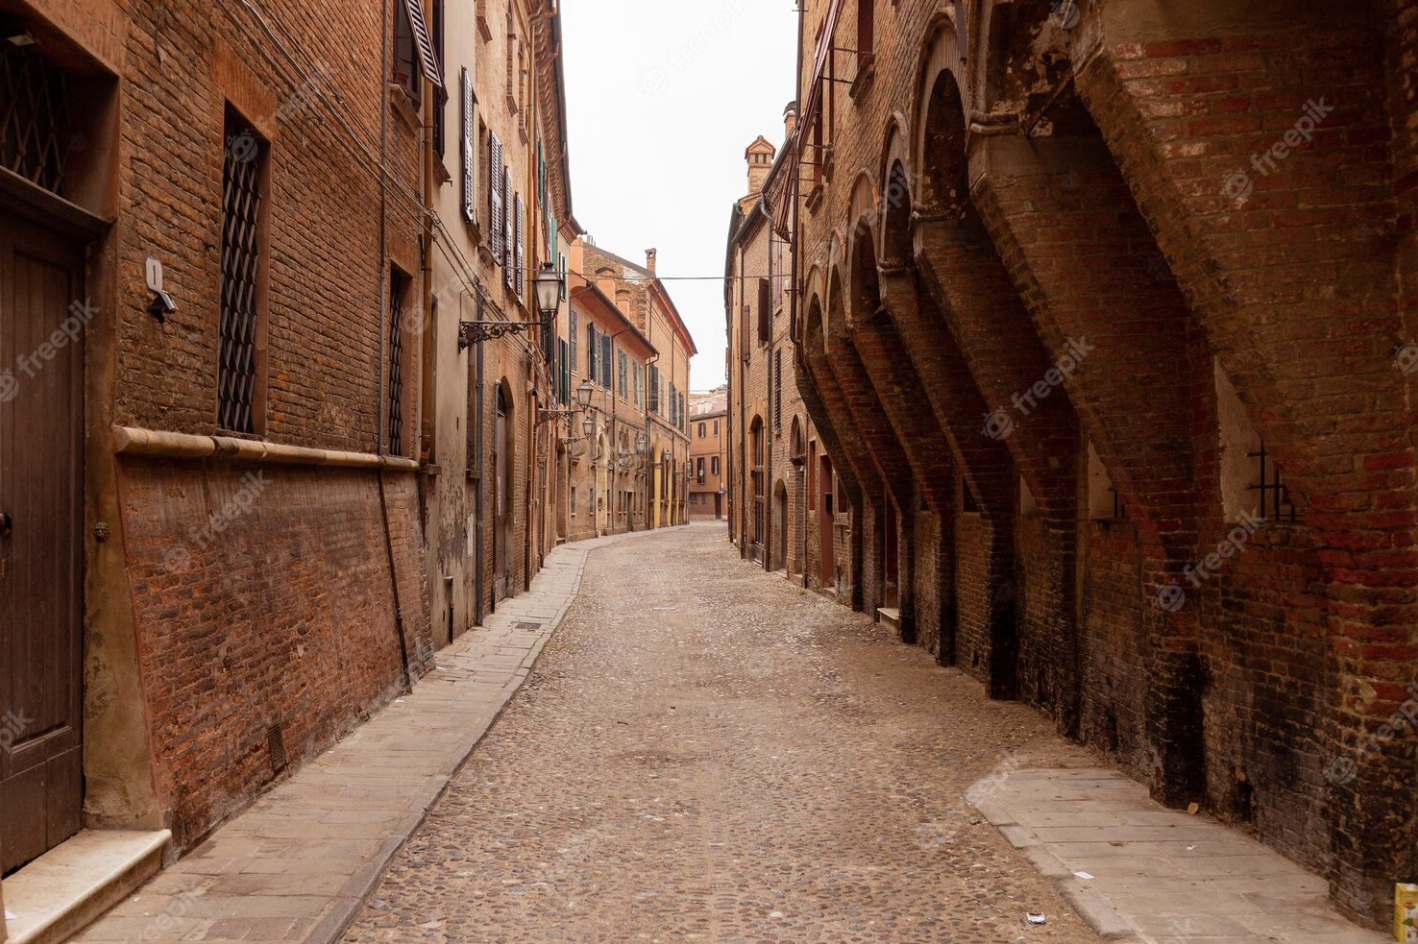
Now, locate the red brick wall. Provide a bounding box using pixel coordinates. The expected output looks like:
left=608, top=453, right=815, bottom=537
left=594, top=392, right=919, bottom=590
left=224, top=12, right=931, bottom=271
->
left=117, top=459, right=429, bottom=848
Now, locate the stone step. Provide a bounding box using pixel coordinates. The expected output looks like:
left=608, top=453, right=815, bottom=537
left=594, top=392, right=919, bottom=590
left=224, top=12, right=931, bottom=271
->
left=877, top=607, right=900, bottom=631
left=2, top=829, right=170, bottom=944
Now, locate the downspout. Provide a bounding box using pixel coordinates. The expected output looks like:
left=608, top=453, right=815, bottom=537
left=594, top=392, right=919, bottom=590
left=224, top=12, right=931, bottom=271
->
left=377, top=0, right=411, bottom=690
left=475, top=289, right=486, bottom=625
left=738, top=243, right=748, bottom=560
left=793, top=0, right=807, bottom=588
left=764, top=206, right=774, bottom=573
left=608, top=325, right=636, bottom=532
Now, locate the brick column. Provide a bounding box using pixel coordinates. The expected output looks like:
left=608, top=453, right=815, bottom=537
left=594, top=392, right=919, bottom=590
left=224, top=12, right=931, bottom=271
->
left=1074, top=5, right=1415, bottom=921
left=914, top=216, right=1079, bottom=721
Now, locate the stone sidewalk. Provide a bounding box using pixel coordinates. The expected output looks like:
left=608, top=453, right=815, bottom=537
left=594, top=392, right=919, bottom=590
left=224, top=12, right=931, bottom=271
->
left=71, top=528, right=679, bottom=944
left=971, top=767, right=1389, bottom=944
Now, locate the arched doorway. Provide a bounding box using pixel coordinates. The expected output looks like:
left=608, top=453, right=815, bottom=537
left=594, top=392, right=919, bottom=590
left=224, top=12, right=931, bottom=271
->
left=773, top=479, right=788, bottom=572
left=493, top=384, right=512, bottom=602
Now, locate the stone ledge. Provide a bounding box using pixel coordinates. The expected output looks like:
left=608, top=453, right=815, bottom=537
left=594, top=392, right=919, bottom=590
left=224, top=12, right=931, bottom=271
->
left=1, top=830, right=170, bottom=944
left=112, top=426, right=420, bottom=472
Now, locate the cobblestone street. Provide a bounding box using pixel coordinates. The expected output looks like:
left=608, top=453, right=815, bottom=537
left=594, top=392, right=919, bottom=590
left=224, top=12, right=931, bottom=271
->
left=342, top=524, right=1103, bottom=944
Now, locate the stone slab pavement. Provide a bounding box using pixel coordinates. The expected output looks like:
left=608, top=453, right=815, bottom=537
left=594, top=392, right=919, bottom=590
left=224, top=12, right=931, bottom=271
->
left=970, top=767, right=1389, bottom=944
left=70, top=528, right=681, bottom=944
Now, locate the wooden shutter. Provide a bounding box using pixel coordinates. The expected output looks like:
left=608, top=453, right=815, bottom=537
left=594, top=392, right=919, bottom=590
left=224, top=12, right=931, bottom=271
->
left=559, top=339, right=569, bottom=404
left=600, top=332, right=612, bottom=388
left=503, top=168, right=513, bottom=284
left=460, top=67, right=474, bottom=223
left=401, top=0, right=444, bottom=88
left=587, top=323, right=596, bottom=381
left=757, top=278, right=770, bottom=344
left=569, top=310, right=578, bottom=369
left=513, top=192, right=525, bottom=299
left=488, top=132, right=503, bottom=257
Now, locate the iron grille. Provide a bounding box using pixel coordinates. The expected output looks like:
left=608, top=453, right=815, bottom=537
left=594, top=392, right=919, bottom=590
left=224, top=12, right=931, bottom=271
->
left=387, top=277, right=406, bottom=456
left=0, top=43, right=74, bottom=196
left=1247, top=440, right=1298, bottom=522
left=219, top=115, right=262, bottom=433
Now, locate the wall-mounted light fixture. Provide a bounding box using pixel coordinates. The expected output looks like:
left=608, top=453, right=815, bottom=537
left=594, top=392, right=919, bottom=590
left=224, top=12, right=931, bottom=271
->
left=458, top=261, right=563, bottom=349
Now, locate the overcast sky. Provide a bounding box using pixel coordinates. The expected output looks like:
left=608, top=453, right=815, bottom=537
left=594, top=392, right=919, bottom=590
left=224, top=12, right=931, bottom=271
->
left=561, top=1, right=799, bottom=392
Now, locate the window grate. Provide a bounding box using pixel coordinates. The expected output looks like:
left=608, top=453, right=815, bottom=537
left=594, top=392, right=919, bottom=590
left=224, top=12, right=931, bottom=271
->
left=388, top=275, right=407, bottom=456
left=1247, top=440, right=1298, bottom=522
left=0, top=44, right=73, bottom=196
left=219, top=115, right=262, bottom=433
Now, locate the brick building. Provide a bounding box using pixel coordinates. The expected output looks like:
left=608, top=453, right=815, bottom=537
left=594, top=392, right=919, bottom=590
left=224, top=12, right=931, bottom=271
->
left=688, top=388, right=728, bottom=520
left=726, top=126, right=816, bottom=581
left=421, top=0, right=574, bottom=639
left=0, top=0, right=436, bottom=920
left=581, top=242, right=696, bottom=528
left=561, top=237, right=658, bottom=541
left=785, top=0, right=1418, bottom=929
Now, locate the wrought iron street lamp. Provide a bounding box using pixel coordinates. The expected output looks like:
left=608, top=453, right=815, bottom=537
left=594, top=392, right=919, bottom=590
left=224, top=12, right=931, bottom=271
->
left=458, top=261, right=564, bottom=349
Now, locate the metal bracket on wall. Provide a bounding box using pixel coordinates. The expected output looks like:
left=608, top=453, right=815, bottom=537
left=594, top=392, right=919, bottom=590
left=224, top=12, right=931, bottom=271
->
left=457, top=318, right=551, bottom=350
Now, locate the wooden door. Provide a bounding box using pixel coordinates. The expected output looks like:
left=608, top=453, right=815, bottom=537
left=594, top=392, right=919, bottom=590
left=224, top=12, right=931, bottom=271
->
left=0, top=210, right=85, bottom=874
left=493, top=387, right=509, bottom=601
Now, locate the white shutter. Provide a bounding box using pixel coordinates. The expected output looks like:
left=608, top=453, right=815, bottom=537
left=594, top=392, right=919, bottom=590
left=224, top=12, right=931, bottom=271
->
left=489, top=133, right=503, bottom=257
left=503, top=168, right=513, bottom=284
left=460, top=68, right=474, bottom=223
left=514, top=192, right=525, bottom=300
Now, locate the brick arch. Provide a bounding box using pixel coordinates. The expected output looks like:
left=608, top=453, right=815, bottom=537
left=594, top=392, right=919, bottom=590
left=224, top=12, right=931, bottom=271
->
left=799, top=289, right=869, bottom=609
left=913, top=64, right=1078, bottom=528
left=914, top=52, right=1086, bottom=721
left=877, top=115, right=913, bottom=265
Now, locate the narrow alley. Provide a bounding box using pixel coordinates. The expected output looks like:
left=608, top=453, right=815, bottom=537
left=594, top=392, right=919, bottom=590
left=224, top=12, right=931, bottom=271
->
left=341, top=523, right=1101, bottom=943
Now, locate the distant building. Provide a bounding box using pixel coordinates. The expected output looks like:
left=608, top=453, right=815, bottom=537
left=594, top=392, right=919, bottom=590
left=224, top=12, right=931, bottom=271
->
left=689, top=390, right=728, bottom=519
left=725, top=115, right=817, bottom=578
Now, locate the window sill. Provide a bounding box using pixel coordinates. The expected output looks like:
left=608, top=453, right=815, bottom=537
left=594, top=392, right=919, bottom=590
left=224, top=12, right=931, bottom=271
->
left=433, top=154, right=452, bottom=187
left=849, top=55, right=876, bottom=102
left=477, top=14, right=493, bottom=41
left=389, top=83, right=422, bottom=133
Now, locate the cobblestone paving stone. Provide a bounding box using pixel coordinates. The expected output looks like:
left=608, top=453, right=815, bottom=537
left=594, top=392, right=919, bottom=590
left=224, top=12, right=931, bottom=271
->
left=342, top=523, right=1106, bottom=944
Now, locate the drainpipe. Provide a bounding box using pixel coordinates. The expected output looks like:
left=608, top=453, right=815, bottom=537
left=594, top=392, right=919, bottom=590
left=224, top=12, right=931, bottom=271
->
left=764, top=206, right=774, bottom=572
left=738, top=243, right=748, bottom=560
left=793, top=0, right=807, bottom=589
left=375, top=0, right=411, bottom=689
left=474, top=290, right=485, bottom=625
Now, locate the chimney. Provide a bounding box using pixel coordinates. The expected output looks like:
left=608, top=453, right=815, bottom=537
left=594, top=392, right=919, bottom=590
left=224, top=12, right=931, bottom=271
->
left=645, top=248, right=657, bottom=274
left=745, top=135, right=776, bottom=195
left=784, top=101, right=798, bottom=140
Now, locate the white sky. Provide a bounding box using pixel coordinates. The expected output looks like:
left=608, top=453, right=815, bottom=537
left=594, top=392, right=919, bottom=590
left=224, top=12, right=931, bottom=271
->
left=561, top=1, right=800, bottom=392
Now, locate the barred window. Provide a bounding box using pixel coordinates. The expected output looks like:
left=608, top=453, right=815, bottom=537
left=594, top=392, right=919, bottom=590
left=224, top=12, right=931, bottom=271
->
left=218, top=110, right=266, bottom=434
left=387, top=268, right=412, bottom=456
